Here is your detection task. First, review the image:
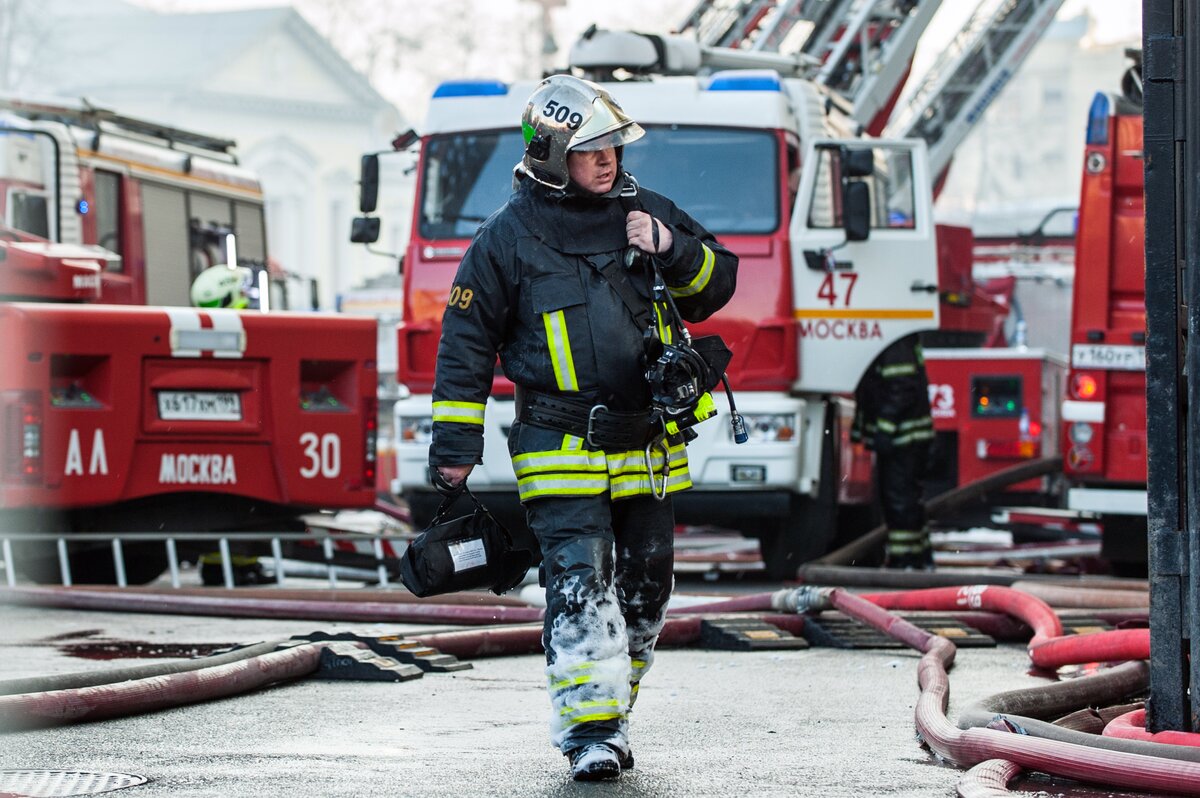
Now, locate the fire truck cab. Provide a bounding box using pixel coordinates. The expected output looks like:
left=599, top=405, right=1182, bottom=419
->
left=358, top=31, right=943, bottom=577
left=1, top=99, right=378, bottom=583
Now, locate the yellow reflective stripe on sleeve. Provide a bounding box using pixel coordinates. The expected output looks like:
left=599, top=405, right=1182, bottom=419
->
left=876, top=418, right=898, bottom=433
left=432, top=401, right=485, bottom=425
left=881, top=363, right=918, bottom=378
left=543, top=310, right=579, bottom=392
left=668, top=243, right=715, bottom=298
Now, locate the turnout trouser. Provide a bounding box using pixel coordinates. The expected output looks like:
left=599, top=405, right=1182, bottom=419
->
left=525, top=493, right=675, bottom=756
left=877, top=441, right=932, bottom=558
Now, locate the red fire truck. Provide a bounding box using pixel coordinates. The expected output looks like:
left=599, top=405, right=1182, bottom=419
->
left=1, top=99, right=378, bottom=583
left=1059, top=56, right=1148, bottom=567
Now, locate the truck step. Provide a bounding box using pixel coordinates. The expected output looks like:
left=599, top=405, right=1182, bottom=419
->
left=699, top=618, right=810, bottom=651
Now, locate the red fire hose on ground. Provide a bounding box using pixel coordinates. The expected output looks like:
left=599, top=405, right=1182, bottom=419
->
left=859, top=585, right=1153, bottom=670
left=0, top=644, right=323, bottom=732
left=3, top=577, right=1197, bottom=794
left=1105, top=709, right=1200, bottom=748
left=804, top=587, right=1200, bottom=796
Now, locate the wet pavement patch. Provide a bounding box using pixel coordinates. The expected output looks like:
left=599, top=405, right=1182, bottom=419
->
left=35, top=630, right=106, bottom=643
left=56, top=640, right=234, bottom=660
left=0, top=770, right=148, bottom=797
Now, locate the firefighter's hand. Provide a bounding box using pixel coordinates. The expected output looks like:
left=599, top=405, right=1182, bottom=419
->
left=434, top=464, right=474, bottom=492
left=626, top=211, right=672, bottom=254
left=872, top=432, right=894, bottom=455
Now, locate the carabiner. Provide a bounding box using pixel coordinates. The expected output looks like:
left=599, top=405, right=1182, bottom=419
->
left=644, top=422, right=671, bottom=501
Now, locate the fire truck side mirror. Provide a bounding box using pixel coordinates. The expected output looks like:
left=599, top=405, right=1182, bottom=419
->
left=350, top=216, right=381, bottom=244
left=840, top=146, right=874, bottom=178
left=359, top=154, right=380, bottom=214
left=842, top=181, right=871, bottom=243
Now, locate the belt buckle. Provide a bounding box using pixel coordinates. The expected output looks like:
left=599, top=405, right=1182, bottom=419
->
left=586, top=404, right=608, bottom=448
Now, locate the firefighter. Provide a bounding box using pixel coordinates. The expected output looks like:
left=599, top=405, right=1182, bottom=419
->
left=428, top=75, right=737, bottom=781
left=852, top=334, right=936, bottom=570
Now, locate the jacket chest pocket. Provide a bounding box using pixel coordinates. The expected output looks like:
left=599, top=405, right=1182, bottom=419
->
left=530, top=273, right=590, bottom=393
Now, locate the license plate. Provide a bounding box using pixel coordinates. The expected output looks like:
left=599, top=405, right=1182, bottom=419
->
left=1071, top=344, right=1145, bottom=371
left=157, top=390, right=242, bottom=421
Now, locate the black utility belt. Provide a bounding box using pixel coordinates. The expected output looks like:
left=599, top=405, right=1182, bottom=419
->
left=515, top=389, right=658, bottom=450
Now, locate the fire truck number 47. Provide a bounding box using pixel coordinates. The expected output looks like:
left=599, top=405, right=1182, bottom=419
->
left=817, top=272, right=858, bottom=307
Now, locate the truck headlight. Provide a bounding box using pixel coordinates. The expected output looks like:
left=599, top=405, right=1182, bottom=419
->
left=736, top=414, right=797, bottom=443
left=398, top=416, right=433, bottom=444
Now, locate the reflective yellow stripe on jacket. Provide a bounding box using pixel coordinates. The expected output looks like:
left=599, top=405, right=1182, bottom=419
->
left=432, top=401, right=485, bottom=425
left=513, top=441, right=691, bottom=502
left=543, top=310, right=579, bottom=392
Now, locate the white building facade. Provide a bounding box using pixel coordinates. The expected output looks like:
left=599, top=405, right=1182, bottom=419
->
left=23, top=1, right=406, bottom=310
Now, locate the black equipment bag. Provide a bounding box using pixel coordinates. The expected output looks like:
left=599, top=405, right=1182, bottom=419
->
left=399, top=487, right=540, bottom=598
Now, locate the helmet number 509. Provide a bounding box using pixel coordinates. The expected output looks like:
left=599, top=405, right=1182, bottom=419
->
left=300, top=432, right=340, bottom=479
left=542, top=100, right=583, bottom=130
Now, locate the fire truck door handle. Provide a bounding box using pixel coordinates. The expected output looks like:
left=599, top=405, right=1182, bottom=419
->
left=910, top=281, right=938, bottom=294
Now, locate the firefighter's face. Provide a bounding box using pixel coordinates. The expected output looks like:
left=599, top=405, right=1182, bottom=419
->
left=567, top=147, right=617, bottom=194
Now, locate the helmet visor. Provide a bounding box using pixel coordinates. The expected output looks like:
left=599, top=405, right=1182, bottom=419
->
left=570, top=94, right=645, bottom=151
left=571, top=122, right=645, bottom=152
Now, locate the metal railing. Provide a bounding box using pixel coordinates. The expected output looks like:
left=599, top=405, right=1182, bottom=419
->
left=0, top=530, right=406, bottom=590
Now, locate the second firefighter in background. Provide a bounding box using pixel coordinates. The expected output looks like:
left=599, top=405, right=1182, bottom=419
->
left=852, top=334, right=935, bottom=569
left=427, top=75, right=737, bottom=780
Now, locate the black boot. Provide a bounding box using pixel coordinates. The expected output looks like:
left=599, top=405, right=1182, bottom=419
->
left=568, top=744, right=622, bottom=781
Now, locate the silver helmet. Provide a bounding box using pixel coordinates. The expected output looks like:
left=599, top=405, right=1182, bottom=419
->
left=520, top=75, right=645, bottom=190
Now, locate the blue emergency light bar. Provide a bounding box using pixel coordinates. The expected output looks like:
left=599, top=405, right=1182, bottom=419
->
left=706, top=70, right=782, bottom=92
left=432, top=80, right=509, bottom=99
left=1085, top=92, right=1110, bottom=146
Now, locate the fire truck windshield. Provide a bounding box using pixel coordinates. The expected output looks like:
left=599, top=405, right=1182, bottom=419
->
left=418, top=126, right=778, bottom=240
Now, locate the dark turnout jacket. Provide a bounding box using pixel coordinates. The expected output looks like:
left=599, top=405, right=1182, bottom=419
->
left=429, top=171, right=737, bottom=501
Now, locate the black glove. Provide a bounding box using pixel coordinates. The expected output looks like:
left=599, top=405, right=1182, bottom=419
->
left=872, top=430, right=894, bottom=455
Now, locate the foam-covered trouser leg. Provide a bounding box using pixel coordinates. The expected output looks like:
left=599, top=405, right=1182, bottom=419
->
left=612, top=495, right=674, bottom=709
left=526, top=494, right=675, bottom=755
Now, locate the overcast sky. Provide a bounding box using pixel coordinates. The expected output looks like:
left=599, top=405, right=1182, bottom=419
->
left=126, top=0, right=1142, bottom=121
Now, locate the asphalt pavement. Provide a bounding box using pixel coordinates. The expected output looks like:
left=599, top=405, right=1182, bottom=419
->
left=0, top=590, right=1155, bottom=798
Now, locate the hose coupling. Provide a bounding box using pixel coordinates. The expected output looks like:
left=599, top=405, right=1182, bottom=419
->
left=774, top=586, right=832, bottom=614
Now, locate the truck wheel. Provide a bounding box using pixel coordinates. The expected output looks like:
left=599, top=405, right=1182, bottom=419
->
left=758, top=495, right=838, bottom=580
